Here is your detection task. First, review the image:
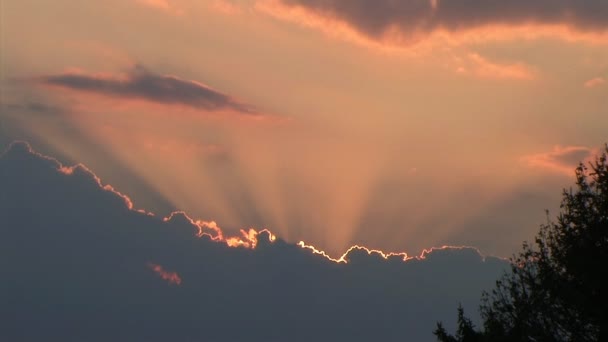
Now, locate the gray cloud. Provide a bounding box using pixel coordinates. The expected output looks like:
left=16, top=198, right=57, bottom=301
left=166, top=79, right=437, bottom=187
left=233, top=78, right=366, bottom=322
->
left=0, top=141, right=508, bottom=342
left=278, top=0, right=608, bottom=39
left=39, top=65, right=257, bottom=115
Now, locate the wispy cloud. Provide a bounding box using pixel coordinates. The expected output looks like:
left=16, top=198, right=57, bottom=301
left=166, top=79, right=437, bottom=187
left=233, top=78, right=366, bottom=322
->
left=584, top=77, right=606, bottom=88
left=37, top=65, right=258, bottom=116
left=522, top=145, right=597, bottom=175
left=457, top=53, right=536, bottom=80
left=135, top=0, right=184, bottom=15
left=147, top=262, right=182, bottom=285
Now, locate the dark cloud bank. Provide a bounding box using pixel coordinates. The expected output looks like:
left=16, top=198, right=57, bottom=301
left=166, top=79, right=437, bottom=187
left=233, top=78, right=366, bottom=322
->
left=279, top=0, right=608, bottom=38
left=0, top=142, right=508, bottom=342
left=39, top=66, right=257, bottom=114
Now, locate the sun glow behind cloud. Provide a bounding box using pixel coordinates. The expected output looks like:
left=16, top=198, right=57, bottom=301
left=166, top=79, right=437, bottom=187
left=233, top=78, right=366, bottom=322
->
left=1, top=140, right=514, bottom=342
left=4, top=140, right=489, bottom=269
left=14, top=103, right=539, bottom=256
left=2, top=0, right=607, bottom=257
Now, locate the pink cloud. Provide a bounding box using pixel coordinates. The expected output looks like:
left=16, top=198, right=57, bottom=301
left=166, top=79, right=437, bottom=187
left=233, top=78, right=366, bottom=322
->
left=522, top=145, right=598, bottom=175
left=147, top=263, right=182, bottom=285
left=584, top=77, right=606, bottom=88
left=135, top=0, right=184, bottom=15
left=458, top=53, right=536, bottom=80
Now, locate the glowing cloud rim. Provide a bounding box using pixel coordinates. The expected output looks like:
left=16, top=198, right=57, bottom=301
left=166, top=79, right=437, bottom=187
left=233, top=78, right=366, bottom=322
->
left=2, top=141, right=495, bottom=267
left=257, top=0, right=608, bottom=48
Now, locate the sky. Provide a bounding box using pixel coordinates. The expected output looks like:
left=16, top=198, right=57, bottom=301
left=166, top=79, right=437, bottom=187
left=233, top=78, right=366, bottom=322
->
left=1, top=1, right=607, bottom=341
left=2, top=0, right=608, bottom=266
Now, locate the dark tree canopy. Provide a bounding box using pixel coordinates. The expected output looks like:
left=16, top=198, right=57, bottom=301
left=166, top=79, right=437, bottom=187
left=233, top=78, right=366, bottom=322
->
left=435, top=145, right=608, bottom=342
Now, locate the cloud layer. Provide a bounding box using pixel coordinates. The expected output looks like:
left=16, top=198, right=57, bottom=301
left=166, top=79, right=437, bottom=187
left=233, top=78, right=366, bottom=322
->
left=38, top=65, right=257, bottom=115
left=0, top=141, right=508, bottom=342
left=267, top=0, right=608, bottom=43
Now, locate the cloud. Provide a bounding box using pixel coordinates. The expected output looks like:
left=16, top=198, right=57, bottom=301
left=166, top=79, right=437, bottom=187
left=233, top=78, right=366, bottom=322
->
left=457, top=53, right=536, bottom=80
left=0, top=141, right=508, bottom=342
left=522, top=145, right=597, bottom=175
left=147, top=263, right=182, bottom=285
left=37, top=65, right=258, bottom=115
left=259, top=0, right=608, bottom=45
left=135, top=0, right=184, bottom=15
left=584, top=77, right=606, bottom=88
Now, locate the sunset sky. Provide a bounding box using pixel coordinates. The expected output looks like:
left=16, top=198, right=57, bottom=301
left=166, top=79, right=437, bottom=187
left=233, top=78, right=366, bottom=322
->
left=2, top=0, right=607, bottom=258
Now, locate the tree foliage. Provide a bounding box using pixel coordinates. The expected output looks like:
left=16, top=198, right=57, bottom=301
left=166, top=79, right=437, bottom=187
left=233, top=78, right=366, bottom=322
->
left=435, top=146, right=608, bottom=341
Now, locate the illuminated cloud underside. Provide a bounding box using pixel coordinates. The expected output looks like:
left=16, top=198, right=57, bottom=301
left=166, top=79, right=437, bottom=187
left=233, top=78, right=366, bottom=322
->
left=259, top=0, right=608, bottom=45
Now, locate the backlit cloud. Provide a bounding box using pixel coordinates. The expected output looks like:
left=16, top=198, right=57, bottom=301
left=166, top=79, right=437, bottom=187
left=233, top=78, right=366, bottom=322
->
left=259, top=0, right=608, bottom=45
left=37, top=65, right=258, bottom=115
left=0, top=141, right=508, bottom=342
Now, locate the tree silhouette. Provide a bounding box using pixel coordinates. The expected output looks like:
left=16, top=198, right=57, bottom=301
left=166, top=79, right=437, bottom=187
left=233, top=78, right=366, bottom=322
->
left=435, top=145, right=608, bottom=341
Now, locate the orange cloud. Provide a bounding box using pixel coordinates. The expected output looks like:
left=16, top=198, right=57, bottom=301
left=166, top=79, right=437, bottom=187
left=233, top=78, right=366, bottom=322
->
left=522, top=145, right=598, bottom=175
left=162, top=211, right=276, bottom=249
left=458, top=53, right=536, bottom=80
left=135, top=0, right=184, bottom=15
left=584, top=77, right=606, bottom=88
left=147, top=263, right=182, bottom=285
